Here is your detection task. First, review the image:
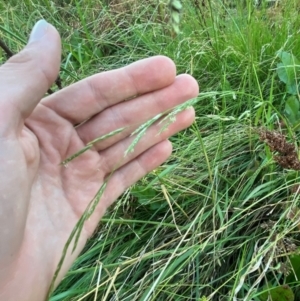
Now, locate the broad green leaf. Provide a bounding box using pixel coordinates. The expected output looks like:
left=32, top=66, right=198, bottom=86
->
left=277, top=62, right=289, bottom=84
left=277, top=62, right=298, bottom=95
left=286, top=95, right=300, bottom=113
left=131, top=186, right=157, bottom=205
left=277, top=51, right=300, bottom=95
left=287, top=253, right=300, bottom=284
left=259, top=285, right=294, bottom=301
left=278, top=51, right=300, bottom=67
left=288, top=82, right=298, bottom=95
left=285, top=95, right=300, bottom=125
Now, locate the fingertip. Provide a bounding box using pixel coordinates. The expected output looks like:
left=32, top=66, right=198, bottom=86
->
left=26, top=20, right=61, bottom=82
left=155, top=55, right=177, bottom=85
left=164, top=107, right=195, bottom=134
left=0, top=20, right=61, bottom=124
left=152, top=55, right=177, bottom=79
left=141, top=139, right=173, bottom=170
left=10, top=20, right=61, bottom=87
left=28, top=20, right=50, bottom=44
left=182, top=106, right=196, bottom=124
left=127, top=55, right=177, bottom=91
left=188, top=76, right=200, bottom=97
left=160, top=139, right=173, bottom=157
left=176, top=74, right=199, bottom=99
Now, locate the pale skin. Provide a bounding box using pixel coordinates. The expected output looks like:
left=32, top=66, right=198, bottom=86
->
left=0, top=20, right=198, bottom=300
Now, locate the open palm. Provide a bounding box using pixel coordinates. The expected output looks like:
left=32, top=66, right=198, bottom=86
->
left=0, top=21, right=198, bottom=301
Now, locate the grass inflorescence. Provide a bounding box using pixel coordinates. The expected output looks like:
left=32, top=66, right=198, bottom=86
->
left=2, top=0, right=300, bottom=300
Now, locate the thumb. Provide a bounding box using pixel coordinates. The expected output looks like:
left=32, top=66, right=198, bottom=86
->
left=0, top=20, right=61, bottom=129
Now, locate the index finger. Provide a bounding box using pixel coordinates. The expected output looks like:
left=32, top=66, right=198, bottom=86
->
left=41, top=56, right=176, bottom=124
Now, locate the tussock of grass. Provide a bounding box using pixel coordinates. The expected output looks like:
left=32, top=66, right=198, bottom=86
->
left=2, top=0, right=300, bottom=300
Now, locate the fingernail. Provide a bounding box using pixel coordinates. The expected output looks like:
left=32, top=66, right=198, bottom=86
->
left=29, top=20, right=49, bottom=43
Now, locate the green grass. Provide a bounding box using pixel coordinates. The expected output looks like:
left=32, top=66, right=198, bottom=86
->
left=2, top=0, right=300, bottom=300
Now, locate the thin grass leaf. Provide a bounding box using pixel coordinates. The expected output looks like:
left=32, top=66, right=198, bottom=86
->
left=61, top=127, right=125, bottom=165
left=47, top=182, right=108, bottom=298
left=61, top=145, right=92, bottom=166
left=86, top=127, right=125, bottom=146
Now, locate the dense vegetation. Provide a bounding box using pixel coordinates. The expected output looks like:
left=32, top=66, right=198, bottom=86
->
left=1, top=0, right=300, bottom=300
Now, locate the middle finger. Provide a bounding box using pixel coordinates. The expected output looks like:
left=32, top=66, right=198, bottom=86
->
left=99, top=108, right=195, bottom=176
left=76, top=74, right=198, bottom=150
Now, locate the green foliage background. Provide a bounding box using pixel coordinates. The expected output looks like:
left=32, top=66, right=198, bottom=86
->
left=2, top=0, right=300, bottom=300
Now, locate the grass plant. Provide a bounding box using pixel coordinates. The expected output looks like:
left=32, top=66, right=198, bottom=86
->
left=2, top=0, right=300, bottom=300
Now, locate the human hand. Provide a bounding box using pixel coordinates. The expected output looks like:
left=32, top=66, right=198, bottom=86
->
left=0, top=20, right=198, bottom=300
